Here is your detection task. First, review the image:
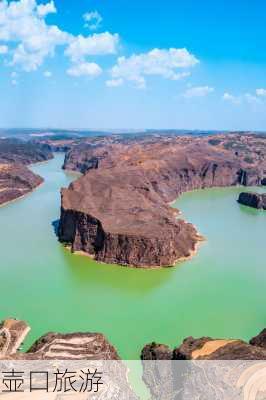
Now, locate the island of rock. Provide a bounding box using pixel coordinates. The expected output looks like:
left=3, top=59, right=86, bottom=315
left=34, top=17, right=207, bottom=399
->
left=0, top=139, right=52, bottom=205
left=238, top=191, right=266, bottom=209
left=58, top=133, right=266, bottom=268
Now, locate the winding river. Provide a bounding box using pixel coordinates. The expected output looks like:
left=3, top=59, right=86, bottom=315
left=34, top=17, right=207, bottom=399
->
left=0, top=153, right=265, bottom=359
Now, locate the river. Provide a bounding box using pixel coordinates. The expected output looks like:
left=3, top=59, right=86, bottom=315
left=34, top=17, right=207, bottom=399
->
left=0, top=153, right=265, bottom=359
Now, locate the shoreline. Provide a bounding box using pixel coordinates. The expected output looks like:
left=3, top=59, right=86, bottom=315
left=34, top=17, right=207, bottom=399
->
left=0, top=155, right=57, bottom=209
left=0, top=180, right=44, bottom=208
left=62, top=226, right=205, bottom=270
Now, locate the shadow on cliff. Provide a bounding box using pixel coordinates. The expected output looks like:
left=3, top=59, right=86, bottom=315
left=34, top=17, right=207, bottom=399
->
left=51, top=219, right=60, bottom=236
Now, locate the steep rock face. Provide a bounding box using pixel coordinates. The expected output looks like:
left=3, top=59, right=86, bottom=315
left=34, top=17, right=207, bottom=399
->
left=142, top=329, right=266, bottom=360
left=0, top=163, right=43, bottom=205
left=238, top=192, right=266, bottom=209
left=59, top=165, right=203, bottom=267
left=59, top=134, right=266, bottom=267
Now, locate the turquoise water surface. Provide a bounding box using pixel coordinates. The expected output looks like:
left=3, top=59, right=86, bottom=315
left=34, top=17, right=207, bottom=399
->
left=0, top=153, right=265, bottom=359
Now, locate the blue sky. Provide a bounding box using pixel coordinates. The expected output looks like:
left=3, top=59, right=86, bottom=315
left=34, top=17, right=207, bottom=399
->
left=1, top=0, right=266, bottom=130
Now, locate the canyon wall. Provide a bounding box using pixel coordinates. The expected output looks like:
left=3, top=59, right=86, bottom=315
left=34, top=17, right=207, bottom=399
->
left=59, top=134, right=266, bottom=267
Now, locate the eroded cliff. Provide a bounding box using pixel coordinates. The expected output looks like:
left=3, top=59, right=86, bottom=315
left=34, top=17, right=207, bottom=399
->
left=59, top=133, right=266, bottom=267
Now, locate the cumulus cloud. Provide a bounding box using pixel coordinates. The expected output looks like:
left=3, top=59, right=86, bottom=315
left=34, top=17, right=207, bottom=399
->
left=256, top=88, right=266, bottom=97
left=0, top=0, right=70, bottom=71
left=108, top=48, right=198, bottom=88
left=183, top=85, right=214, bottom=98
left=65, top=32, right=119, bottom=63
left=67, top=62, right=102, bottom=77
left=0, top=0, right=118, bottom=78
left=83, top=10, right=102, bottom=31
left=0, top=45, right=8, bottom=54
left=37, top=1, right=56, bottom=17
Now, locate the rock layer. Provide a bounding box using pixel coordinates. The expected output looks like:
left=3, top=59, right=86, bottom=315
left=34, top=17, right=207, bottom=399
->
left=59, top=133, right=266, bottom=267
left=0, top=318, right=119, bottom=360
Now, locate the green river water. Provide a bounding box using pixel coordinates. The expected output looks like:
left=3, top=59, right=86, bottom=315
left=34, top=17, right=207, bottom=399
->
left=0, top=153, right=265, bottom=359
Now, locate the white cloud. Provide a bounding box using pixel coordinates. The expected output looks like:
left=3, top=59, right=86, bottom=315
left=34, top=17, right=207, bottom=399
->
left=67, top=62, right=102, bottom=77
left=65, top=32, right=119, bottom=63
left=109, top=48, right=198, bottom=88
left=256, top=88, right=266, bottom=97
left=222, top=91, right=265, bottom=107
left=106, top=78, right=123, bottom=87
left=37, top=1, right=56, bottom=17
left=0, top=45, right=8, bottom=54
left=0, top=0, right=70, bottom=71
left=83, top=10, right=102, bottom=31
left=244, top=93, right=261, bottom=105
left=11, top=71, right=18, bottom=78
left=183, top=85, right=214, bottom=98
left=11, top=79, right=18, bottom=85
left=0, top=0, right=118, bottom=77
left=222, top=92, right=241, bottom=105
left=44, top=70, right=52, bottom=77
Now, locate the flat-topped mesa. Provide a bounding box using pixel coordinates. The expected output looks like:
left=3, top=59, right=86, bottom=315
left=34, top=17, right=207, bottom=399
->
left=141, top=329, right=266, bottom=360
left=238, top=192, right=266, bottom=210
left=59, top=134, right=266, bottom=268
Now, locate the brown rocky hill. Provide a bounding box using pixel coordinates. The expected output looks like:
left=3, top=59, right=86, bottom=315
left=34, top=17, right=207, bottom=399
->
left=0, top=139, right=53, bottom=206
left=59, top=134, right=266, bottom=268
left=0, top=163, right=44, bottom=206
left=0, top=138, right=53, bottom=165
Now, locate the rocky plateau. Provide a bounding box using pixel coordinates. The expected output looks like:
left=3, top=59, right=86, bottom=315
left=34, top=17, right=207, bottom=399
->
left=58, top=133, right=266, bottom=267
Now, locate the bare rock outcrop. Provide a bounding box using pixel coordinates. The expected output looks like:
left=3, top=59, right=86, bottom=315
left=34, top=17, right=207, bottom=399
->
left=142, top=329, right=266, bottom=360
left=0, top=163, right=44, bottom=205
left=58, top=134, right=265, bottom=268
left=0, top=138, right=53, bottom=165
left=0, top=138, right=53, bottom=205
left=0, top=318, right=119, bottom=360
left=238, top=192, right=266, bottom=209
